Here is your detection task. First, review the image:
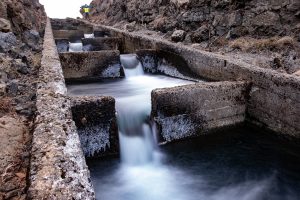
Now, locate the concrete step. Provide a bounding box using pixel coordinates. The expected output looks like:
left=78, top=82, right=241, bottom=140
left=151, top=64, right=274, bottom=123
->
left=151, top=81, right=249, bottom=143
left=59, top=50, right=124, bottom=81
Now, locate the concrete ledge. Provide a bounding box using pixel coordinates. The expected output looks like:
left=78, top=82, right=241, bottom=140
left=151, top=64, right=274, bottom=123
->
left=82, top=37, right=123, bottom=51
left=28, top=19, right=95, bottom=199
left=151, top=81, right=249, bottom=143
left=53, top=30, right=84, bottom=42
left=59, top=51, right=124, bottom=80
left=71, top=96, right=119, bottom=158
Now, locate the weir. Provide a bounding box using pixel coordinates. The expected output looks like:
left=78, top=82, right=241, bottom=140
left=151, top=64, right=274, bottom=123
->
left=26, top=18, right=300, bottom=199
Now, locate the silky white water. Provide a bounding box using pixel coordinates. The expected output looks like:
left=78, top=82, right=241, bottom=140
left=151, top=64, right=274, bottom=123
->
left=84, top=33, right=95, bottom=38
left=69, top=42, right=83, bottom=52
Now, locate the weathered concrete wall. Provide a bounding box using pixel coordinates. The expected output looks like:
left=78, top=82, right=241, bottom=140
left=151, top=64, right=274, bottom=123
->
left=137, top=49, right=204, bottom=81
left=152, top=81, right=248, bottom=143
left=51, top=18, right=93, bottom=33
left=59, top=50, right=124, bottom=81
left=53, top=30, right=84, bottom=41
left=82, top=37, right=123, bottom=51
left=90, top=23, right=300, bottom=137
left=71, top=96, right=119, bottom=158
left=28, top=19, right=95, bottom=199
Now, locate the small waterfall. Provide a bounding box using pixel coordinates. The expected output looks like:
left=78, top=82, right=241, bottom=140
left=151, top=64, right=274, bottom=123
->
left=120, top=54, right=144, bottom=77
left=84, top=33, right=95, bottom=38
left=69, top=42, right=83, bottom=52
left=118, top=54, right=158, bottom=165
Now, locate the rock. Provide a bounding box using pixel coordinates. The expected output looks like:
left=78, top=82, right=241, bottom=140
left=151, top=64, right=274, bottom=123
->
left=0, top=32, right=17, bottom=53
left=171, top=30, right=186, bottom=42
left=124, top=21, right=136, bottom=32
left=293, top=70, right=300, bottom=76
left=23, top=29, right=40, bottom=50
left=6, top=80, right=18, bottom=97
left=0, top=83, right=6, bottom=96
left=0, top=18, right=11, bottom=32
left=14, top=59, right=30, bottom=74
left=191, top=25, right=209, bottom=43
left=0, top=71, right=8, bottom=83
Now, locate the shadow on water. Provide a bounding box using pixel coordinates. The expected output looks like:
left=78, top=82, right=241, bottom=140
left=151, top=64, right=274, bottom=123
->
left=88, top=125, right=300, bottom=200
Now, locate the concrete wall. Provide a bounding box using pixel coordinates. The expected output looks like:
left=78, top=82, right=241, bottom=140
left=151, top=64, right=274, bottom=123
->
left=59, top=50, right=124, bottom=81
left=53, top=30, right=84, bottom=42
left=28, top=19, right=95, bottom=199
left=90, top=23, right=300, bottom=137
left=71, top=96, right=119, bottom=158
left=82, top=37, right=123, bottom=51
left=151, top=81, right=248, bottom=143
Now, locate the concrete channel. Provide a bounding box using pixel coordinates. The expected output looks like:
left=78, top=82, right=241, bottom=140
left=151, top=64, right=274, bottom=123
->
left=27, top=18, right=300, bottom=199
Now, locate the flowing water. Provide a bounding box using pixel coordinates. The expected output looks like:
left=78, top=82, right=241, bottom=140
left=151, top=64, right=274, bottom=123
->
left=67, top=54, right=300, bottom=200
left=69, top=42, right=83, bottom=52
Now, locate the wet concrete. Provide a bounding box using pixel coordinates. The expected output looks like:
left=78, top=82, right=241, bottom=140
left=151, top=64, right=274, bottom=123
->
left=152, top=81, right=248, bottom=143
left=71, top=96, right=119, bottom=158
left=59, top=50, right=123, bottom=81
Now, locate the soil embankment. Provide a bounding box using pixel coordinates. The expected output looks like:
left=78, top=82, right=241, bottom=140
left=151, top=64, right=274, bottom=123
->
left=0, top=0, right=46, bottom=199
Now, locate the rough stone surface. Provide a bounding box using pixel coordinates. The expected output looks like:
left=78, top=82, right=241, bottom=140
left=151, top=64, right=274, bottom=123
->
left=71, top=96, right=119, bottom=158
left=0, top=32, right=17, bottom=53
left=28, top=19, right=95, bottom=200
left=151, top=81, right=248, bottom=143
left=59, top=50, right=123, bottom=80
left=23, top=29, right=41, bottom=50
left=0, top=18, right=11, bottom=32
left=171, top=30, right=186, bottom=42
left=0, top=0, right=46, bottom=36
left=88, top=0, right=299, bottom=38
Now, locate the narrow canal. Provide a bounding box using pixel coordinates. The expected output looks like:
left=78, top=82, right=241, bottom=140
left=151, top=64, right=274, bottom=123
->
left=68, top=54, right=300, bottom=200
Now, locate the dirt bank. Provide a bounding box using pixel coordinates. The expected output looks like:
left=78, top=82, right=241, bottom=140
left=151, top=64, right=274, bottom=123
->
left=0, top=0, right=46, bottom=199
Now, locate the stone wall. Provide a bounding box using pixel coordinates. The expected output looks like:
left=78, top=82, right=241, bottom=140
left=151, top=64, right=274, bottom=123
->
left=59, top=50, right=124, bottom=81
left=89, top=0, right=300, bottom=40
left=28, top=19, right=95, bottom=199
left=71, top=96, right=119, bottom=158
left=152, top=81, right=248, bottom=143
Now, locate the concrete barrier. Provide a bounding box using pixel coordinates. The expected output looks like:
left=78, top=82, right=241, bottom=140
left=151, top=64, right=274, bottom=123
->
left=53, top=30, right=84, bottom=42
left=28, top=19, right=95, bottom=199
left=59, top=51, right=124, bottom=81
left=71, top=96, right=119, bottom=158
left=151, top=81, right=249, bottom=143
left=82, top=37, right=123, bottom=51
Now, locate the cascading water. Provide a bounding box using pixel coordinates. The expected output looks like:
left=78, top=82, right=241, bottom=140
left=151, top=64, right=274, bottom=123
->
left=84, top=33, right=95, bottom=38
left=69, top=42, right=83, bottom=52
left=68, top=54, right=300, bottom=200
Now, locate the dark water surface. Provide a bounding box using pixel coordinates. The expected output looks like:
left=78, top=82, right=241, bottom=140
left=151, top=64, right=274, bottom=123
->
left=88, top=126, right=300, bottom=200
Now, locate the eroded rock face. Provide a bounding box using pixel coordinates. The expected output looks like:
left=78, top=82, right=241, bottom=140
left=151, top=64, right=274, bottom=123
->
left=89, top=0, right=299, bottom=38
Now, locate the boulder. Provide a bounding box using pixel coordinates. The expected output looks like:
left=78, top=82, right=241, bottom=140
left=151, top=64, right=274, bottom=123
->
left=191, top=25, right=209, bottom=43
left=23, top=29, right=40, bottom=50
left=0, top=32, right=17, bottom=53
left=0, top=18, right=11, bottom=32
left=171, top=30, right=186, bottom=42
